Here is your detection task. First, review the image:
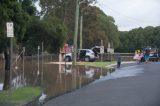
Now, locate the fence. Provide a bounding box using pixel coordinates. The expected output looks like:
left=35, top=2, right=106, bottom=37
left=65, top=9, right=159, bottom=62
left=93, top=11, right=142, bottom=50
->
left=98, top=53, right=134, bottom=61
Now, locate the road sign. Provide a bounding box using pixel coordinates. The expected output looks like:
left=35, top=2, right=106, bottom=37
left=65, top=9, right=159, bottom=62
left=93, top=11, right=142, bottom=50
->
left=6, top=22, right=14, bottom=37
left=100, top=46, right=104, bottom=53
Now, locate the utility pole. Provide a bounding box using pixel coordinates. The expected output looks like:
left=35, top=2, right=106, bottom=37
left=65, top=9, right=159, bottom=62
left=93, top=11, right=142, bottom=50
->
left=6, top=22, right=14, bottom=89
left=38, top=46, right=40, bottom=73
left=80, top=15, right=83, bottom=49
left=72, top=0, right=80, bottom=66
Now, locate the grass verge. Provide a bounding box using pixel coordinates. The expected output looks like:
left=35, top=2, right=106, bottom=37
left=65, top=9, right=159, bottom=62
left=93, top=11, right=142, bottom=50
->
left=0, top=86, right=41, bottom=105
left=78, top=61, right=116, bottom=68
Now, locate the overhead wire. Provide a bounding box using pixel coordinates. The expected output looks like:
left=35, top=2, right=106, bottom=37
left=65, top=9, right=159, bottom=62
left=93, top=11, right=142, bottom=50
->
left=96, top=1, right=160, bottom=28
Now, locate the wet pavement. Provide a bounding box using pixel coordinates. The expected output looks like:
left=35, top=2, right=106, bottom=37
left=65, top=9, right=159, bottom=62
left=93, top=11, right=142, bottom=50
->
left=44, top=62, right=160, bottom=106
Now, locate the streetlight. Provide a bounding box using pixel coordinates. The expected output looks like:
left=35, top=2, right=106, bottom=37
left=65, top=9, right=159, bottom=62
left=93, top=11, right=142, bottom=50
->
left=72, top=0, right=85, bottom=66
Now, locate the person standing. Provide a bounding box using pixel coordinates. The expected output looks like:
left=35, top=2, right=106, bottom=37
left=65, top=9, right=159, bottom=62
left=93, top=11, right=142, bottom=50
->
left=117, top=54, right=122, bottom=68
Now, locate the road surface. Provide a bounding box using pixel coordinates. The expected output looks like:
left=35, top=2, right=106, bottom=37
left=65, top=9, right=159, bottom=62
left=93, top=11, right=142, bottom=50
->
left=44, top=62, right=160, bottom=106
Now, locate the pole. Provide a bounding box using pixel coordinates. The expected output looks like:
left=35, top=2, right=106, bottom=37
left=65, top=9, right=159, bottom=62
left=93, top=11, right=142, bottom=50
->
left=41, top=42, right=44, bottom=86
left=23, top=47, right=25, bottom=73
left=42, top=42, right=43, bottom=74
left=72, top=0, right=79, bottom=66
left=65, top=49, right=66, bottom=72
left=38, top=46, right=40, bottom=73
left=101, top=40, right=103, bottom=62
left=80, top=15, right=83, bottom=49
left=10, top=37, right=13, bottom=89
left=23, top=47, right=25, bottom=81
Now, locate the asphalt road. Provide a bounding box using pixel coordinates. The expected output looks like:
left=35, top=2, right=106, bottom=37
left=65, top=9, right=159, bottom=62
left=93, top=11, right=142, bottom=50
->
left=44, top=62, right=160, bottom=106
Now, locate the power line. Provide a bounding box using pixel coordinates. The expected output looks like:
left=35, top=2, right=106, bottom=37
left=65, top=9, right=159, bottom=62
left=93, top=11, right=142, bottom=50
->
left=96, top=1, right=159, bottom=25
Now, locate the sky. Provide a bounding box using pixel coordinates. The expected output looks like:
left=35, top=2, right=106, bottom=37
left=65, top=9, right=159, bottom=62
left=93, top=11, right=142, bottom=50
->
left=96, top=0, right=160, bottom=31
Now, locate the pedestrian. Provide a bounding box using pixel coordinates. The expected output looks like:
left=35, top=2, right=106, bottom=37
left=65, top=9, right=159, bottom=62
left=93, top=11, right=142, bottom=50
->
left=133, top=50, right=141, bottom=64
left=117, top=54, right=121, bottom=68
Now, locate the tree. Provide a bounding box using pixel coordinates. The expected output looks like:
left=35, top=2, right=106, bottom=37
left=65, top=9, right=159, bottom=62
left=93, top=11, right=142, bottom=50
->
left=39, top=0, right=97, bottom=45
left=22, top=16, right=67, bottom=54
left=0, top=0, right=31, bottom=90
left=117, top=26, right=160, bottom=53
left=82, top=6, right=119, bottom=49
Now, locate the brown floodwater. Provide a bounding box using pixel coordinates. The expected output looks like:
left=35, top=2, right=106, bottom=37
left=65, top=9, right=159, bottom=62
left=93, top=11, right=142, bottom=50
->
left=0, top=55, right=114, bottom=105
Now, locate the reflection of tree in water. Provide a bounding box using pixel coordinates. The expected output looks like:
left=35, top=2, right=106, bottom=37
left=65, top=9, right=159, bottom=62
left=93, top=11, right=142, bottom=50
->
left=1, top=54, right=116, bottom=102
left=11, top=75, right=27, bottom=89
left=0, top=59, right=4, bottom=89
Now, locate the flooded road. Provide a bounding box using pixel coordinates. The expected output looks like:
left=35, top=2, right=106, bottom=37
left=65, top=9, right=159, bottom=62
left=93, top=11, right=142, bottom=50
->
left=0, top=56, right=114, bottom=105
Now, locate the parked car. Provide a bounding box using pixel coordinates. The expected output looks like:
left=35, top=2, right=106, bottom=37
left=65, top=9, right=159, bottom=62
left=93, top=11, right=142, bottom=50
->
left=140, top=47, right=159, bottom=62
left=63, top=49, right=97, bottom=62
left=149, top=52, right=159, bottom=62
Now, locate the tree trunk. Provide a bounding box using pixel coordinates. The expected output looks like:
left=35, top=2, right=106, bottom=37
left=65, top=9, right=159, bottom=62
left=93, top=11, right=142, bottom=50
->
left=3, top=47, right=11, bottom=90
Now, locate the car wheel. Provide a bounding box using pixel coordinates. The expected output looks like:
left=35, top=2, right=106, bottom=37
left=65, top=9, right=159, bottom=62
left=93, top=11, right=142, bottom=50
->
left=65, top=56, right=71, bottom=62
left=85, top=56, right=90, bottom=62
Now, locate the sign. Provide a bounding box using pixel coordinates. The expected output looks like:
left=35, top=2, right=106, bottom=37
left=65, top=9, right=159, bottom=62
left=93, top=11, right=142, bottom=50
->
left=100, top=46, right=104, bottom=53
left=107, top=48, right=114, bottom=53
left=6, top=22, right=14, bottom=37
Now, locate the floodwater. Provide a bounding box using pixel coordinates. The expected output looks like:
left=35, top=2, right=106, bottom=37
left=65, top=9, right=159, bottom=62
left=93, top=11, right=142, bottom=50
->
left=0, top=55, right=114, bottom=105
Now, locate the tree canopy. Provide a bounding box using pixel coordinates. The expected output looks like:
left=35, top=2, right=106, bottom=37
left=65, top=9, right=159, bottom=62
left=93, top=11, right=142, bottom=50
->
left=39, top=0, right=119, bottom=49
left=22, top=16, right=66, bottom=54
left=116, top=26, right=160, bottom=53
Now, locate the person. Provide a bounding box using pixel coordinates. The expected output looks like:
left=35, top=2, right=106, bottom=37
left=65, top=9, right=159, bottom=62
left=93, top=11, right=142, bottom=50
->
left=144, top=49, right=150, bottom=62
left=116, top=54, right=121, bottom=68
left=133, top=51, right=141, bottom=64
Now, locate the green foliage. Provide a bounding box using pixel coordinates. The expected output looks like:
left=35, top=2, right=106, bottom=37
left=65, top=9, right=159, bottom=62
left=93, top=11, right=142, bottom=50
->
left=0, top=0, right=31, bottom=52
left=82, top=6, right=119, bottom=49
left=117, top=26, right=160, bottom=53
left=21, top=0, right=37, bottom=16
left=40, top=0, right=110, bottom=48
left=22, top=17, right=67, bottom=54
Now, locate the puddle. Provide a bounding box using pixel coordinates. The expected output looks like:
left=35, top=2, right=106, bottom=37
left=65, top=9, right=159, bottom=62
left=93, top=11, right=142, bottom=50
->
left=0, top=83, right=3, bottom=91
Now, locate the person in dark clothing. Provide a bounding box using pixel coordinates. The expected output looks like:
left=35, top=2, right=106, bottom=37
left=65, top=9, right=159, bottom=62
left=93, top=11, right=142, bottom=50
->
left=117, top=54, right=122, bottom=68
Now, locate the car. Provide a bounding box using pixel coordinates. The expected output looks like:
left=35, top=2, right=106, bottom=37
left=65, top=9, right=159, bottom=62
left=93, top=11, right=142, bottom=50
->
left=140, top=47, right=159, bottom=62
left=63, top=49, right=97, bottom=62
left=149, top=52, right=159, bottom=62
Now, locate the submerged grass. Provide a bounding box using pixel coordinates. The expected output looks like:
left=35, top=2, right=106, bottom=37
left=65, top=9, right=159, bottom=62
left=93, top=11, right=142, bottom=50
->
left=0, top=86, right=41, bottom=105
left=78, top=61, right=116, bottom=68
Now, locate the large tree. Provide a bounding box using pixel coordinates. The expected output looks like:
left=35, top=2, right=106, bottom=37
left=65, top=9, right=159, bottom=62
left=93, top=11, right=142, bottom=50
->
left=22, top=16, right=67, bottom=54
left=39, top=0, right=97, bottom=45
left=0, top=0, right=32, bottom=90
left=39, top=0, right=119, bottom=49
left=82, top=6, right=119, bottom=49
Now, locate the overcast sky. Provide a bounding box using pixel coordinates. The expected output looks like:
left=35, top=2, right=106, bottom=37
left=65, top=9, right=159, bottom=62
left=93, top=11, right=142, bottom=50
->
left=96, top=0, right=160, bottom=31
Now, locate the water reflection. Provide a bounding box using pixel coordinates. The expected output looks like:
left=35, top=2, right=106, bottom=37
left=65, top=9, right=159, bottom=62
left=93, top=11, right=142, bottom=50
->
left=12, top=75, right=27, bottom=89
left=0, top=57, right=115, bottom=105
left=0, top=83, right=3, bottom=91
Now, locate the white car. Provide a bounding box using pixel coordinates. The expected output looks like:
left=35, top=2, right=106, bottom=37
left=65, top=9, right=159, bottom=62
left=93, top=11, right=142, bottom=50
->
left=63, top=49, right=96, bottom=62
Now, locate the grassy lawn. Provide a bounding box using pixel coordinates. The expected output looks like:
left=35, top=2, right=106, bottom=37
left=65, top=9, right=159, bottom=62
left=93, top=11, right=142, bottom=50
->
left=0, top=86, right=41, bottom=105
left=78, top=61, right=116, bottom=68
